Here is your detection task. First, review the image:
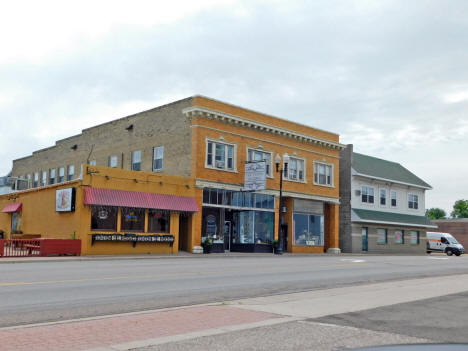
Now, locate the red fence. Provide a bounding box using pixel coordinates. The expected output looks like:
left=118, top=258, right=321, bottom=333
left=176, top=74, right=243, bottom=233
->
left=0, top=239, right=81, bottom=257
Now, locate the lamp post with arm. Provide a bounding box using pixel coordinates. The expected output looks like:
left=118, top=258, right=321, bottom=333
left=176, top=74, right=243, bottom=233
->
left=275, top=153, right=289, bottom=255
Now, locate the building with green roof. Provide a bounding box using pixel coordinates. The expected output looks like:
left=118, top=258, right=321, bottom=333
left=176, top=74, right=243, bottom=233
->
left=339, top=145, right=436, bottom=254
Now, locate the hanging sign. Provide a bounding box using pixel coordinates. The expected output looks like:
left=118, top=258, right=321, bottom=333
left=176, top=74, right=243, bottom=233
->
left=244, top=161, right=266, bottom=191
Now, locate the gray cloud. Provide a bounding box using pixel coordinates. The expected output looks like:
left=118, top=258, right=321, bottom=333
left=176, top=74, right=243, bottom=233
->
left=1, top=0, right=467, bottom=212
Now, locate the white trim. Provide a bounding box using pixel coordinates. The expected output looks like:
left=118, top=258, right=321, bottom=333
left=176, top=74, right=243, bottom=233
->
left=184, top=106, right=345, bottom=151
left=379, top=187, right=387, bottom=208
left=205, top=138, right=237, bottom=172
left=152, top=146, right=164, bottom=172
left=284, top=155, right=306, bottom=183
left=353, top=172, right=432, bottom=190
left=191, top=125, right=340, bottom=159
left=313, top=160, right=334, bottom=187
left=352, top=218, right=437, bottom=229
left=408, top=193, right=419, bottom=210
left=361, top=185, right=375, bottom=205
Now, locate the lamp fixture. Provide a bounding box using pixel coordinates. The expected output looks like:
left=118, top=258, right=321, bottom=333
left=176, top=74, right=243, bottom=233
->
left=125, top=124, right=134, bottom=131
left=71, top=144, right=78, bottom=150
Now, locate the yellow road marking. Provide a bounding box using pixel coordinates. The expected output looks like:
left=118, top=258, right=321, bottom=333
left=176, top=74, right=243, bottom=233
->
left=0, top=262, right=372, bottom=287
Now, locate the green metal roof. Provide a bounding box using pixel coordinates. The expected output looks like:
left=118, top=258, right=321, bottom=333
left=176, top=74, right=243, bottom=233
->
left=352, top=208, right=437, bottom=228
left=353, top=153, right=432, bottom=189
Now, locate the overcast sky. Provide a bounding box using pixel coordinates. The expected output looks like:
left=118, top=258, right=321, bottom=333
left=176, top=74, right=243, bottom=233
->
left=1, top=0, right=467, bottom=214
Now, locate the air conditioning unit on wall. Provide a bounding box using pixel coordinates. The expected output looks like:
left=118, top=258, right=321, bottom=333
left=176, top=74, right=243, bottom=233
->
left=355, top=190, right=361, bottom=196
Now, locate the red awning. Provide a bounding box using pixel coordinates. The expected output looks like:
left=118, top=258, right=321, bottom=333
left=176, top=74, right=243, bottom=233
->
left=84, top=187, right=199, bottom=212
left=1, top=202, right=22, bottom=213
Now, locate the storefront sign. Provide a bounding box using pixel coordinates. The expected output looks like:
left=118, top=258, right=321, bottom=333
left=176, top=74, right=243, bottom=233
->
left=56, top=188, right=76, bottom=212
left=244, top=161, right=266, bottom=191
left=92, top=233, right=174, bottom=244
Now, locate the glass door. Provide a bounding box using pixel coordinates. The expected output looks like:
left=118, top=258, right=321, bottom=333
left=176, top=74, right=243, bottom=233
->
left=362, top=227, right=368, bottom=251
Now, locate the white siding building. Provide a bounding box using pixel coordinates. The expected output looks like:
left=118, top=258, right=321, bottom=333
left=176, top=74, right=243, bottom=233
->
left=340, top=145, right=436, bottom=254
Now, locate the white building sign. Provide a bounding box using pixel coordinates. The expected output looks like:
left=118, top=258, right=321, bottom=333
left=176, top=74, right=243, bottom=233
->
left=244, top=161, right=266, bottom=191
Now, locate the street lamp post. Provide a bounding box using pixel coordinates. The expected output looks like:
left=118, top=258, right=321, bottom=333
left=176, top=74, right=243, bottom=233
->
left=275, top=153, right=289, bottom=255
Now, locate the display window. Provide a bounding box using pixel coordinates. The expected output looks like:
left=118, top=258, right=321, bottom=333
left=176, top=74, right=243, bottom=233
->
left=91, top=206, right=118, bottom=231
left=148, top=210, right=170, bottom=233
left=120, top=208, right=145, bottom=232
left=293, top=213, right=324, bottom=246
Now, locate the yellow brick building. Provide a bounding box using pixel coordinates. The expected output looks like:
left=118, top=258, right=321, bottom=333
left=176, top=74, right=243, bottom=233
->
left=3, top=96, right=344, bottom=255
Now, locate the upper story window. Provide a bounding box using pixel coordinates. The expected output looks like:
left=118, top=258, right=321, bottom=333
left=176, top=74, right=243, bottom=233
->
left=206, top=140, right=235, bottom=171
left=33, top=172, right=39, bottom=188
left=132, top=151, right=142, bottom=171
left=247, top=148, right=272, bottom=176
left=408, top=194, right=419, bottom=209
left=41, top=171, right=47, bottom=187
left=285, top=157, right=304, bottom=182
left=153, top=146, right=164, bottom=171
left=49, top=169, right=56, bottom=185
left=314, top=162, right=332, bottom=186
left=362, top=186, right=374, bottom=203
left=67, top=165, right=74, bottom=181
left=89, top=160, right=97, bottom=166
left=26, top=174, right=31, bottom=188
left=380, top=189, right=386, bottom=205
left=58, top=167, right=65, bottom=183
left=108, top=156, right=118, bottom=168
left=391, top=191, right=397, bottom=207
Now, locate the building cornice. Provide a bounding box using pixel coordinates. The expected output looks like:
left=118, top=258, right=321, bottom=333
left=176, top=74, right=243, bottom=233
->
left=352, top=218, right=437, bottom=229
left=183, top=107, right=345, bottom=151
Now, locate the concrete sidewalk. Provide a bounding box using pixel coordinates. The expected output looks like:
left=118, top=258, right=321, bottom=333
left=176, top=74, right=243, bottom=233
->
left=2, top=274, right=468, bottom=351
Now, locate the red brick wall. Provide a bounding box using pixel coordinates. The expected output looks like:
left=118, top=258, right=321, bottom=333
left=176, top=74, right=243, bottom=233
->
left=434, top=221, right=468, bottom=249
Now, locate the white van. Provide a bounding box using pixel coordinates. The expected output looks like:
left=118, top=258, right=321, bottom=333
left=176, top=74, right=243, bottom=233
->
left=426, top=232, right=465, bottom=256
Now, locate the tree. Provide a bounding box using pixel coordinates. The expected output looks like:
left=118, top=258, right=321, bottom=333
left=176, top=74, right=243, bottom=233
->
left=451, top=200, right=468, bottom=218
left=426, top=208, right=447, bottom=220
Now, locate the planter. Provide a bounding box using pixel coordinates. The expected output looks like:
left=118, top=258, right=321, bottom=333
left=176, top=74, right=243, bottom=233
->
left=202, top=244, right=212, bottom=254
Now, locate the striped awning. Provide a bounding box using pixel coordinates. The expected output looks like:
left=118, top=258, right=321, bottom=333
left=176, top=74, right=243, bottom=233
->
left=84, top=187, right=199, bottom=212
left=1, top=202, right=22, bottom=213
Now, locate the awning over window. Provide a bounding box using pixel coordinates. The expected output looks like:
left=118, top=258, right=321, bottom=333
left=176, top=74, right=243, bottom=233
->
left=1, top=202, right=22, bottom=213
left=84, top=187, right=199, bottom=212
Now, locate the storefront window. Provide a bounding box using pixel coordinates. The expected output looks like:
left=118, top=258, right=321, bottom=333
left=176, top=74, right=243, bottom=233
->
left=202, top=207, right=223, bottom=244
left=293, top=213, right=324, bottom=246
left=121, top=208, right=145, bottom=232
left=202, top=188, right=274, bottom=210
left=410, top=230, right=419, bottom=245
left=148, top=210, right=170, bottom=233
left=11, top=212, right=22, bottom=233
left=234, top=211, right=255, bottom=244
left=254, top=211, right=274, bottom=244
left=91, top=206, right=118, bottom=231
left=395, top=230, right=404, bottom=244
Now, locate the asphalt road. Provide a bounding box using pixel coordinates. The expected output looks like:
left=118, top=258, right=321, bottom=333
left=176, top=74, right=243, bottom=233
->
left=1, top=254, right=468, bottom=327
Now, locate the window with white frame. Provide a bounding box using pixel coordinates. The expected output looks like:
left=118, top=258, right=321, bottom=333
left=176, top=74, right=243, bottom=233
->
left=58, top=167, right=65, bottom=183
left=67, top=165, right=74, bottom=181
left=314, top=162, right=332, bottom=186
left=41, top=171, right=47, bottom=187
left=247, top=148, right=272, bottom=176
left=380, top=189, right=386, bottom=205
left=408, top=194, right=419, bottom=209
left=285, top=157, right=304, bottom=181
left=206, top=141, right=234, bottom=171
left=89, top=160, right=97, bottom=166
left=33, top=172, right=39, bottom=187
left=153, top=146, right=164, bottom=171
left=132, top=150, right=142, bottom=171
left=361, top=186, right=374, bottom=203
left=391, top=191, right=397, bottom=207
left=49, top=169, right=55, bottom=185
left=108, top=156, right=118, bottom=168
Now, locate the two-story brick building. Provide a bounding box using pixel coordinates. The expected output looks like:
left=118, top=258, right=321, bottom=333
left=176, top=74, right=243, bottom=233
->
left=2, top=96, right=344, bottom=254
left=339, top=144, right=436, bottom=254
